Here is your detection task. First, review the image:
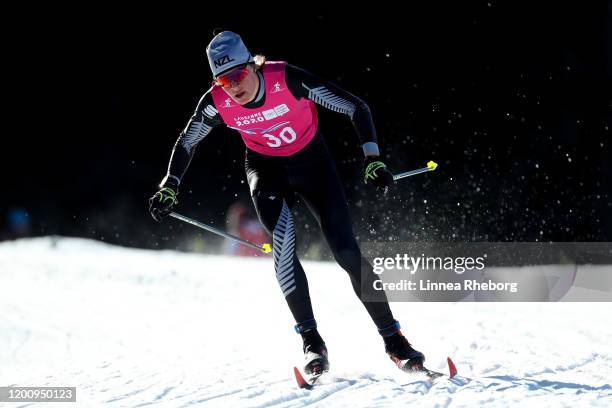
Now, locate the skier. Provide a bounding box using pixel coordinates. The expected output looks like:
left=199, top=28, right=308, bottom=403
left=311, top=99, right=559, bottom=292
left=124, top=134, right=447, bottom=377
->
left=149, top=31, right=424, bottom=376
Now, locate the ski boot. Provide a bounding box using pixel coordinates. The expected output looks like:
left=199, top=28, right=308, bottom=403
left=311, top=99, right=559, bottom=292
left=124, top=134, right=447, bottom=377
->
left=301, top=328, right=329, bottom=375
left=380, top=321, right=425, bottom=372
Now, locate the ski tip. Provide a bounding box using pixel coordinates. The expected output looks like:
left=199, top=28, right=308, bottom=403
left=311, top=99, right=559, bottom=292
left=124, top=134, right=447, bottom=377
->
left=447, top=357, right=458, bottom=378
left=293, top=366, right=312, bottom=390
left=261, top=243, right=272, bottom=253
left=427, top=160, right=438, bottom=170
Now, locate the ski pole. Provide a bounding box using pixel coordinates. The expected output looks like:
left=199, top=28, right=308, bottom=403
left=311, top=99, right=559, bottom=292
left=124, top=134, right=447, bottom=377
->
left=169, top=212, right=272, bottom=254
left=393, top=161, right=438, bottom=181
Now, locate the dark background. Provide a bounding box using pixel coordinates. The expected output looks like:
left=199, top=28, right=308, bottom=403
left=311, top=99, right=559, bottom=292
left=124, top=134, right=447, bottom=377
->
left=4, top=3, right=611, bottom=258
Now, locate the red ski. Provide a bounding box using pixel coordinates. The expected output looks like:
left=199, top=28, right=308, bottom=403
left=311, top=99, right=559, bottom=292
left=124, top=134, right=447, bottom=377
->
left=293, top=366, right=325, bottom=389
left=406, top=357, right=458, bottom=383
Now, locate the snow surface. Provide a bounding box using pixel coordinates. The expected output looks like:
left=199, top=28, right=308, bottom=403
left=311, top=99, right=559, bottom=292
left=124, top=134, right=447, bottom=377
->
left=1, top=237, right=610, bottom=407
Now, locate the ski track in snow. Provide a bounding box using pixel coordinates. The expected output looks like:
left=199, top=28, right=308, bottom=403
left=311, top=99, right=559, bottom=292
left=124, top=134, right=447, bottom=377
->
left=0, top=237, right=610, bottom=407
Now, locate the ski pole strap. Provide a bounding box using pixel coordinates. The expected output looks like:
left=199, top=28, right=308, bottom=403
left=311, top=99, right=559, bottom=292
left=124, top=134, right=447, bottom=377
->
left=378, top=320, right=401, bottom=337
left=294, top=318, right=317, bottom=334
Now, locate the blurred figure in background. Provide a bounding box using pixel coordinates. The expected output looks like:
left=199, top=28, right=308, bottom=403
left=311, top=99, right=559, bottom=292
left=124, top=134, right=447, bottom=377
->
left=223, top=200, right=269, bottom=257
left=5, top=208, right=31, bottom=240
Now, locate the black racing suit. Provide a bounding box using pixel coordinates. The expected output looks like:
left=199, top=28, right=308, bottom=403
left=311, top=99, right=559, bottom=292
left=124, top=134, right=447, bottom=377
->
left=161, top=63, right=397, bottom=335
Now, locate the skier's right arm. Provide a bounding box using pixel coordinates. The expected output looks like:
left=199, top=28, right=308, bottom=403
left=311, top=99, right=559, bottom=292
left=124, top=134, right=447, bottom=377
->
left=149, top=89, right=222, bottom=222
left=160, top=88, right=222, bottom=187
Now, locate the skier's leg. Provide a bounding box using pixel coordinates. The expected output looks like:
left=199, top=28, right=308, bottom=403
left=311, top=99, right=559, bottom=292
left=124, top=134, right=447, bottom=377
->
left=247, top=153, right=328, bottom=372
left=293, top=156, right=397, bottom=333
left=247, top=167, right=316, bottom=328
left=252, top=189, right=328, bottom=370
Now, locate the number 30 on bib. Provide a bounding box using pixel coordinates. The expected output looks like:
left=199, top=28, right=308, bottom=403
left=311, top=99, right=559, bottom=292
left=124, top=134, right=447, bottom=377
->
left=262, top=126, right=297, bottom=147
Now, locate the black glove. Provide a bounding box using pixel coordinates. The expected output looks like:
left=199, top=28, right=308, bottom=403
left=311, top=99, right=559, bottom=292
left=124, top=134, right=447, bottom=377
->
left=149, top=184, right=178, bottom=222
left=363, top=156, right=394, bottom=194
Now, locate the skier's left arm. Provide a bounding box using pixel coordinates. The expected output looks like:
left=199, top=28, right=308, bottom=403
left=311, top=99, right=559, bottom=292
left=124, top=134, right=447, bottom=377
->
left=285, top=64, right=394, bottom=191
left=285, top=64, right=381, bottom=158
